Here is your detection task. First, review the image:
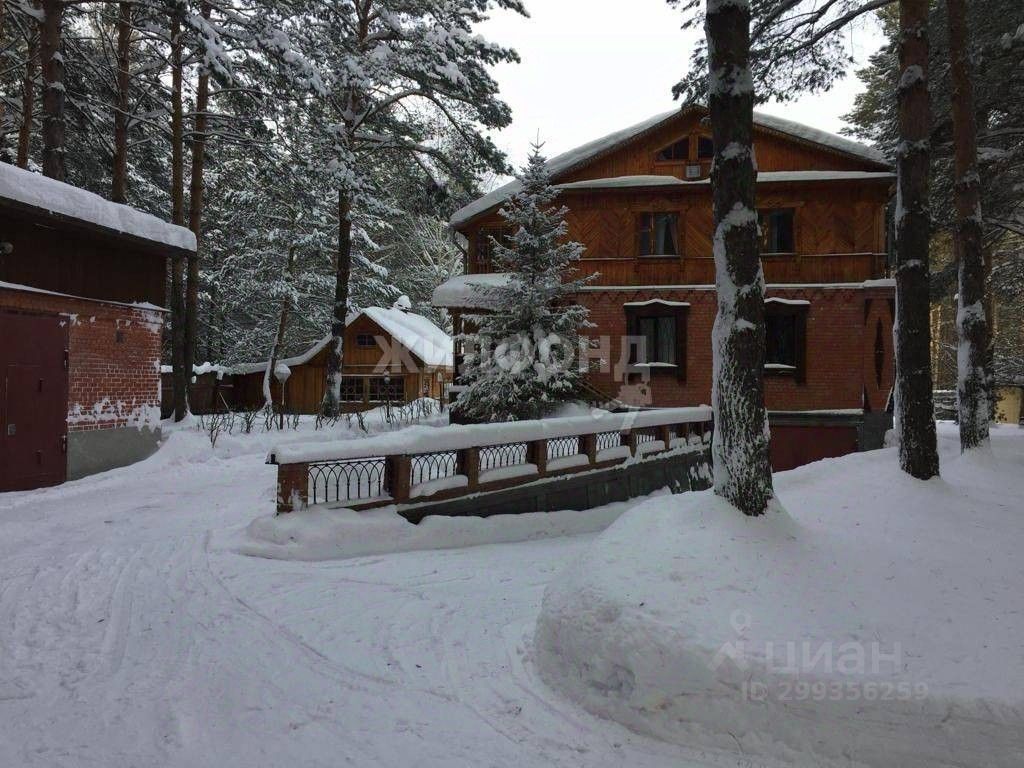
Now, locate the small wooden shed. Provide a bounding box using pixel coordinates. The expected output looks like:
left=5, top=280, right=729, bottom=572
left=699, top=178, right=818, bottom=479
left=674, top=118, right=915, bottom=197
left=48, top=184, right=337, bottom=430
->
left=221, top=304, right=453, bottom=414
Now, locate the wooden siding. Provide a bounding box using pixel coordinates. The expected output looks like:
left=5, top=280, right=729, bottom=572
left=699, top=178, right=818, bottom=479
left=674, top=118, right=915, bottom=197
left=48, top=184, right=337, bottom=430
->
left=0, top=207, right=168, bottom=307
left=457, top=109, right=892, bottom=287
left=467, top=181, right=890, bottom=285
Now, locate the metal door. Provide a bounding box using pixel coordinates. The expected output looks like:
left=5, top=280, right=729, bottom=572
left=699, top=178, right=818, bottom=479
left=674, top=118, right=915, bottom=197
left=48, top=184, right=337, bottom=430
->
left=0, top=311, right=69, bottom=491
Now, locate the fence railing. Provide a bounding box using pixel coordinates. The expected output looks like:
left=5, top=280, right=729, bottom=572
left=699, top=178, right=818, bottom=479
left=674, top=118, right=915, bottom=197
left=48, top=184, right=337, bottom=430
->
left=269, top=407, right=713, bottom=513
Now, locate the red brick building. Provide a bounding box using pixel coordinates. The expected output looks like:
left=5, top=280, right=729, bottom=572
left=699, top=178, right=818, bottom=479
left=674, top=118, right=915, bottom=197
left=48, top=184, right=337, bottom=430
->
left=434, top=106, right=896, bottom=468
left=0, top=163, right=195, bottom=491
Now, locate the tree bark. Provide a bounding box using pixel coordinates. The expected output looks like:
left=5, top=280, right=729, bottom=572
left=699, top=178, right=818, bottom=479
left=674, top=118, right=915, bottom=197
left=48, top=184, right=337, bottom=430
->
left=947, top=0, right=990, bottom=451
left=39, top=0, right=65, bottom=180
left=111, top=1, right=132, bottom=203
left=185, top=0, right=211, bottom=407
left=169, top=14, right=188, bottom=421
left=893, top=0, right=939, bottom=479
left=17, top=30, right=38, bottom=169
left=323, top=188, right=352, bottom=416
left=705, top=0, right=773, bottom=516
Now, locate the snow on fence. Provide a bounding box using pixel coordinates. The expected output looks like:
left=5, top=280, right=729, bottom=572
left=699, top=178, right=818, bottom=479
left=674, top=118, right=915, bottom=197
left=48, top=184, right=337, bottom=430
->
left=270, top=407, right=714, bottom=513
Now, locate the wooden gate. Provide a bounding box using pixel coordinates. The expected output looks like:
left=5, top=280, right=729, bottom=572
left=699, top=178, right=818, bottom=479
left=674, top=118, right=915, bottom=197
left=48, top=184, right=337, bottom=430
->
left=0, top=311, right=69, bottom=491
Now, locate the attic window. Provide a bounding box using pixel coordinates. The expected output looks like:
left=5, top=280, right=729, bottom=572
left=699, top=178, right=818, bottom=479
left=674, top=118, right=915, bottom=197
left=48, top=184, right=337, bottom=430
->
left=697, top=136, right=715, bottom=159
left=656, top=138, right=689, bottom=162
left=356, top=333, right=377, bottom=349
left=759, top=208, right=796, bottom=254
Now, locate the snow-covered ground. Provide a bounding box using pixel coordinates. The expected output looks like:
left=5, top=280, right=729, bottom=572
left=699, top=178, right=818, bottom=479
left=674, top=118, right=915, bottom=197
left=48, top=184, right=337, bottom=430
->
left=535, top=424, right=1024, bottom=768
left=0, top=416, right=760, bottom=768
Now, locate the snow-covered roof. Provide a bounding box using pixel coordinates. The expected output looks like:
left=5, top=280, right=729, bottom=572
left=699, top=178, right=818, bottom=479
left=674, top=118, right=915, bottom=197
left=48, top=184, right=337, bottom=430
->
left=431, top=273, right=514, bottom=309
left=450, top=106, right=889, bottom=228
left=231, top=307, right=452, bottom=375
left=0, top=162, right=196, bottom=252
left=1, top=279, right=168, bottom=312
left=359, top=306, right=452, bottom=368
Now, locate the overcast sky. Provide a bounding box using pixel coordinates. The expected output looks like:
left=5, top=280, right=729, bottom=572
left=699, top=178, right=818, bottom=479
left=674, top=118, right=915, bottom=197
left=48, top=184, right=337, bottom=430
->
left=476, top=0, right=886, bottom=172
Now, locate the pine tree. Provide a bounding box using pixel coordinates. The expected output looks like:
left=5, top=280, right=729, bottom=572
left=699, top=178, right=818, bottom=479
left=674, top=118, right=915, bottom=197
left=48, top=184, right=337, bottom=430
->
left=704, top=0, right=774, bottom=516
left=453, top=145, right=590, bottom=422
left=946, top=0, right=990, bottom=451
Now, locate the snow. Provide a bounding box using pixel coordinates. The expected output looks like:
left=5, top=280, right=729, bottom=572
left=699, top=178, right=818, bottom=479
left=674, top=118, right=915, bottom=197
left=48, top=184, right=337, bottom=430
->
left=535, top=424, right=1024, bottom=768
left=431, top=272, right=514, bottom=309
left=409, top=473, right=468, bottom=499
left=270, top=406, right=712, bottom=465
left=764, top=297, right=810, bottom=306
left=449, top=107, right=888, bottom=228
left=1, top=280, right=170, bottom=313
left=232, top=306, right=452, bottom=374
left=479, top=463, right=539, bottom=484
left=0, top=162, right=196, bottom=252
left=360, top=305, right=452, bottom=368
left=0, top=417, right=761, bottom=768
left=622, top=299, right=690, bottom=308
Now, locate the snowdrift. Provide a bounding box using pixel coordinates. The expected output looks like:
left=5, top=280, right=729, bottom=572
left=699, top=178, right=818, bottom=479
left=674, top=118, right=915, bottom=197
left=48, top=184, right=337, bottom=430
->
left=534, top=426, right=1024, bottom=768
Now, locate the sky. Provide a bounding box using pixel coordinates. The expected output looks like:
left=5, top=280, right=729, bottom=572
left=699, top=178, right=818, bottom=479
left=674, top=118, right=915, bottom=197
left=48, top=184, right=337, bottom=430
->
left=476, top=0, right=887, bottom=172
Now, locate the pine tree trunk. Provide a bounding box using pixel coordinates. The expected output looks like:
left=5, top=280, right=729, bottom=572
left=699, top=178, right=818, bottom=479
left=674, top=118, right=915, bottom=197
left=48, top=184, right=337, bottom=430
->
left=39, top=0, right=65, bottom=180
left=947, top=0, right=990, bottom=451
left=894, top=0, right=939, bottom=479
left=111, top=1, right=131, bottom=203
left=17, top=31, right=38, bottom=169
left=706, top=0, right=773, bottom=516
left=324, top=188, right=352, bottom=416
left=169, top=15, right=188, bottom=421
left=185, top=2, right=211, bottom=404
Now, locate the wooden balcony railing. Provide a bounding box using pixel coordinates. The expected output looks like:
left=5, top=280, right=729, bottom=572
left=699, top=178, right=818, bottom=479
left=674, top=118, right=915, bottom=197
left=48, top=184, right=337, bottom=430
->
left=270, top=407, right=713, bottom=513
left=468, top=252, right=888, bottom=285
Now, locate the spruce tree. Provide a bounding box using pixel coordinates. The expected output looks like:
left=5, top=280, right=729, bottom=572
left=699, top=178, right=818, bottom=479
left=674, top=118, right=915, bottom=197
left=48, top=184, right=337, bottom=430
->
left=454, top=144, right=590, bottom=422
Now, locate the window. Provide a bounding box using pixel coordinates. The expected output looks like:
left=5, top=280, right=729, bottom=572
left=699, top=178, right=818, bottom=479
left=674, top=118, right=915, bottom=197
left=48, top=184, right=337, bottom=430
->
left=367, top=376, right=404, bottom=403
left=474, top=227, right=508, bottom=272
left=339, top=377, right=364, bottom=402
left=697, top=136, right=715, bottom=159
left=764, top=301, right=807, bottom=382
left=625, top=302, right=688, bottom=379
left=638, top=212, right=679, bottom=256
left=356, top=333, right=377, bottom=349
left=656, top=138, right=689, bottom=161
left=637, top=316, right=677, bottom=365
left=759, top=208, right=796, bottom=253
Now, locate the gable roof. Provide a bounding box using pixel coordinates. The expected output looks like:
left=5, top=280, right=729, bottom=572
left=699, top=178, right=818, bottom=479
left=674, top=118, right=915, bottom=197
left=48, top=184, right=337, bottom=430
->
left=230, top=306, right=453, bottom=374
left=450, top=105, right=889, bottom=229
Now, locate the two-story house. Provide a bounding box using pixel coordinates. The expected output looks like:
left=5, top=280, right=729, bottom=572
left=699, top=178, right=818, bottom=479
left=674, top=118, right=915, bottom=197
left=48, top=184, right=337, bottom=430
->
left=433, top=105, right=896, bottom=469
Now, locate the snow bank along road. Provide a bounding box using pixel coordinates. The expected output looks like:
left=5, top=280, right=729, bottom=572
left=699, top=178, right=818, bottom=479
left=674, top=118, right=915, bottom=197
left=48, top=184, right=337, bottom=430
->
left=0, top=429, right=765, bottom=768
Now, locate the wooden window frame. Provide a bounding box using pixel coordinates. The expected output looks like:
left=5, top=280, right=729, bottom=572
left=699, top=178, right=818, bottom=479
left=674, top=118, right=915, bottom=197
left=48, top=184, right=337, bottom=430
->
left=764, top=302, right=808, bottom=384
left=636, top=211, right=682, bottom=258
left=355, top=332, right=377, bottom=349
left=655, top=137, right=690, bottom=162
left=625, top=302, right=688, bottom=381
left=758, top=208, right=797, bottom=255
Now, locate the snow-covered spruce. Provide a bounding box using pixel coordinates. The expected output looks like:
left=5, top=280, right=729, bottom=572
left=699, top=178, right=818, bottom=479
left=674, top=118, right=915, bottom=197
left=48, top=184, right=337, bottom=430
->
left=453, top=144, right=592, bottom=422
left=534, top=432, right=1024, bottom=768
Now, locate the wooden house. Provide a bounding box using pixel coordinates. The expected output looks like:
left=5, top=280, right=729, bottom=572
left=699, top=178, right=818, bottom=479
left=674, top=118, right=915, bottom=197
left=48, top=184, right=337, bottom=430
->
left=434, top=105, right=897, bottom=469
left=0, top=163, right=195, bottom=491
left=177, top=303, right=453, bottom=415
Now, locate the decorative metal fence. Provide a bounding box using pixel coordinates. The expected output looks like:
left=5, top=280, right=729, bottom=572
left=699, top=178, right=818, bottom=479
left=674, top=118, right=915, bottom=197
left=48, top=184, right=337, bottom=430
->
left=272, top=411, right=714, bottom=513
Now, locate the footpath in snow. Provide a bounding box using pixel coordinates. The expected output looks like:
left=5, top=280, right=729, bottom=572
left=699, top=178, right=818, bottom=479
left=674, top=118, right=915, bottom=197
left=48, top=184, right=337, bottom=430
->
left=534, top=423, right=1024, bottom=768
left=0, top=412, right=758, bottom=768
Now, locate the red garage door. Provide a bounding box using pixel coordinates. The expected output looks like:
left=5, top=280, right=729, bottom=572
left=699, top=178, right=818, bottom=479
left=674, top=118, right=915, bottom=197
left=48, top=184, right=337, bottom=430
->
left=0, top=311, right=69, bottom=491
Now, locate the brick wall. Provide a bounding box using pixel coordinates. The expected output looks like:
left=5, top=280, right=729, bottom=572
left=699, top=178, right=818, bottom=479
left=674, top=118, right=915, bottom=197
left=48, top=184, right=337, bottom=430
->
left=1, top=286, right=164, bottom=432
left=579, top=284, right=895, bottom=411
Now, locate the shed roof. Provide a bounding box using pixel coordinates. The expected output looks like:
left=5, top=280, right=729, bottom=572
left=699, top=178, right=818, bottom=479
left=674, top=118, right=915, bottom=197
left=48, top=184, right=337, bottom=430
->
left=231, top=306, right=453, bottom=374
left=0, top=162, right=196, bottom=253
left=449, top=105, right=889, bottom=228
